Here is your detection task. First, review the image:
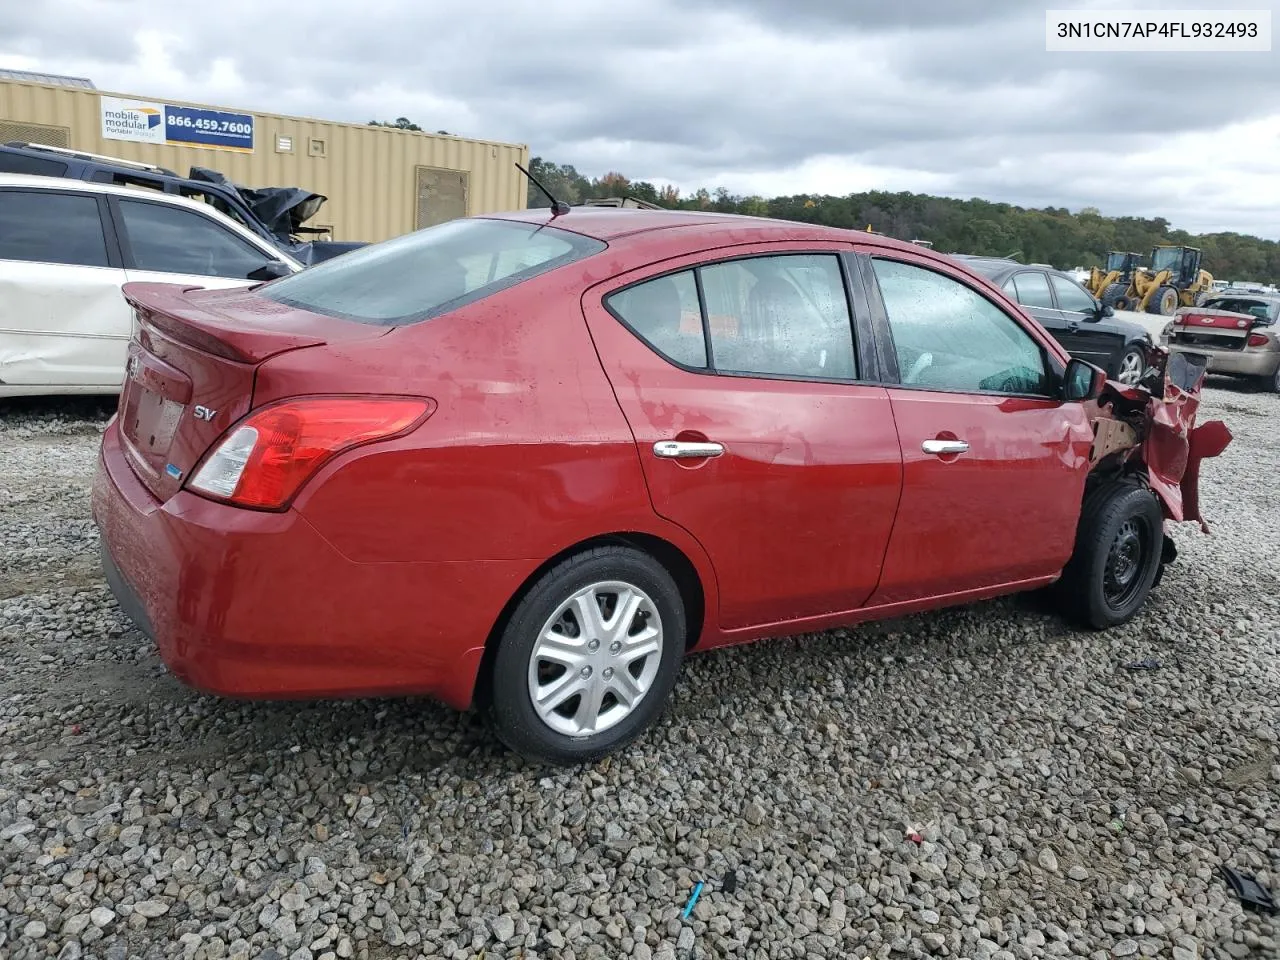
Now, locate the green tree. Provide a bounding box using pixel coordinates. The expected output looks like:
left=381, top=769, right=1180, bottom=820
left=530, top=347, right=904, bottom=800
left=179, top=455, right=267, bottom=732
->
left=368, top=117, right=423, bottom=131
left=524, top=154, right=1280, bottom=283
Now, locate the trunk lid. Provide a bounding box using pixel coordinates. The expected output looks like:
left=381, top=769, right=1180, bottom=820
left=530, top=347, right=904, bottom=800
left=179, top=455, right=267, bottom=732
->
left=1175, top=308, right=1256, bottom=332
left=1171, top=308, right=1257, bottom=352
left=117, top=282, right=387, bottom=502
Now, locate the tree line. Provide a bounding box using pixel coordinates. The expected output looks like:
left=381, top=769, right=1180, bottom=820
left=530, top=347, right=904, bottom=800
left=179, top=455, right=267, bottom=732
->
left=526, top=158, right=1280, bottom=284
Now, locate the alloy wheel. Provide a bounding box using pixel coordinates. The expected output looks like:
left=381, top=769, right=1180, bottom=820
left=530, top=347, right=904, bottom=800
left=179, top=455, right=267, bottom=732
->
left=1117, top=350, right=1144, bottom=385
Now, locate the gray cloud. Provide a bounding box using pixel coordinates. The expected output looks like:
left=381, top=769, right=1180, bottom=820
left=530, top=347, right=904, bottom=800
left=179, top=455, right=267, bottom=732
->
left=2, top=0, right=1278, bottom=235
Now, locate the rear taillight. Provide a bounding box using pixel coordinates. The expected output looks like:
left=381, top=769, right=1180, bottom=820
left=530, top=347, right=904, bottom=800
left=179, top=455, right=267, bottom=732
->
left=188, top=396, right=434, bottom=510
left=1247, top=332, right=1269, bottom=347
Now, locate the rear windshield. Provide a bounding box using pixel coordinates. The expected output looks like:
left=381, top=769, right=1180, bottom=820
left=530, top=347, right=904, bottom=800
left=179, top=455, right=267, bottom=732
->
left=260, top=218, right=605, bottom=325
left=1204, top=297, right=1280, bottom=321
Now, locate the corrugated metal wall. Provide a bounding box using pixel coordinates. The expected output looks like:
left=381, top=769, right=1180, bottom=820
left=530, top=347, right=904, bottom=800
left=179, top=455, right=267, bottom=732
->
left=0, top=79, right=529, bottom=243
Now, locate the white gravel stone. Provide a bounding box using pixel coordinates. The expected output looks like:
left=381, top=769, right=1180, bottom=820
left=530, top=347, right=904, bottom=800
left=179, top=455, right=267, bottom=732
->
left=0, top=386, right=1277, bottom=960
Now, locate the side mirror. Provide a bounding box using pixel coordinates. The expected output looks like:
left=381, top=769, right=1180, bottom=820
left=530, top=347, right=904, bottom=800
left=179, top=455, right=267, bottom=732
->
left=247, top=260, right=292, bottom=282
left=1097, top=301, right=1114, bottom=318
left=1062, top=358, right=1107, bottom=402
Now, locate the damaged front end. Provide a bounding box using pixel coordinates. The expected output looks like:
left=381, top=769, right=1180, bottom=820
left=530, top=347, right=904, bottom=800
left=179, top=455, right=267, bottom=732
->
left=1084, top=349, right=1232, bottom=535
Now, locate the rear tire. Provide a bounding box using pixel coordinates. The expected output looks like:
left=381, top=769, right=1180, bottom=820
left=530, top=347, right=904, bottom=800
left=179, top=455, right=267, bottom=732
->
left=1263, top=364, right=1280, bottom=394
left=1056, top=483, right=1164, bottom=630
left=487, top=546, right=686, bottom=765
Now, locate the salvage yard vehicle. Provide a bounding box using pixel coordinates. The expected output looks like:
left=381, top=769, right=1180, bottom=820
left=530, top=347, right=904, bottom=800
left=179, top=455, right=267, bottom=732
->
left=955, top=256, right=1153, bottom=384
left=0, top=141, right=364, bottom=266
left=1168, top=290, right=1280, bottom=392
left=0, top=173, right=301, bottom=398
left=92, top=208, right=1231, bottom=765
left=1131, top=245, right=1215, bottom=316
left=1086, top=250, right=1145, bottom=307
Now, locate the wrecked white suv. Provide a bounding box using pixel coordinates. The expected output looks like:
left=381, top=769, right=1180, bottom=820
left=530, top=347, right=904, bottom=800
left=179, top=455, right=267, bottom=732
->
left=0, top=173, right=301, bottom=398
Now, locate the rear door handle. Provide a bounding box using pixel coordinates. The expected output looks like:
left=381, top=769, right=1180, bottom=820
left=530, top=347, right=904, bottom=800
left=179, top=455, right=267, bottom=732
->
left=653, top=440, right=725, bottom=459
left=922, top=439, right=969, bottom=455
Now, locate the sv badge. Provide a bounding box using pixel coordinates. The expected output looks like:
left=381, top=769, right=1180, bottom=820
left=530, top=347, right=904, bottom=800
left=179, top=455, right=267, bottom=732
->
left=193, top=405, right=217, bottom=422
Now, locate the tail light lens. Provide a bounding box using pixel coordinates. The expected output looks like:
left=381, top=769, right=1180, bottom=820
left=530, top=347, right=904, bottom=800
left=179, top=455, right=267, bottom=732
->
left=1247, top=333, right=1269, bottom=347
left=189, top=396, right=434, bottom=510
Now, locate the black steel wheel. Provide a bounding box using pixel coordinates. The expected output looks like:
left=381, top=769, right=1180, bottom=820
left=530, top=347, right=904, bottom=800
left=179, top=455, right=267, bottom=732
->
left=1056, top=482, right=1164, bottom=629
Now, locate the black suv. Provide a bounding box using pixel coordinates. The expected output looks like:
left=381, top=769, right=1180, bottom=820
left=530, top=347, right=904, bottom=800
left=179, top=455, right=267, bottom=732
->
left=955, top=256, right=1154, bottom=385
left=0, top=141, right=366, bottom=266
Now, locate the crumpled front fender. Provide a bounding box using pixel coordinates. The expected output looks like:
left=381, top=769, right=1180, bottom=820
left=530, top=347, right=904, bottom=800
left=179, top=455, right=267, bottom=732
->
left=1136, top=351, right=1232, bottom=531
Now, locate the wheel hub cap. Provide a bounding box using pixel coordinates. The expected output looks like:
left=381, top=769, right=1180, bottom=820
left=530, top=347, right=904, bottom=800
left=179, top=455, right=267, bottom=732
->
left=528, top=581, right=664, bottom=737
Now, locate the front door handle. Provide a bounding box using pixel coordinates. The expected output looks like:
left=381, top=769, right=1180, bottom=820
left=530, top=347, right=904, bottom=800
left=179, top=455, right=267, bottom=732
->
left=922, top=439, right=969, bottom=455
left=653, top=440, right=725, bottom=459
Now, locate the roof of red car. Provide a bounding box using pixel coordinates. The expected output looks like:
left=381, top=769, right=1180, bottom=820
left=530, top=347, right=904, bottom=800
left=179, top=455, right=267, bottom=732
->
left=485, top=206, right=923, bottom=252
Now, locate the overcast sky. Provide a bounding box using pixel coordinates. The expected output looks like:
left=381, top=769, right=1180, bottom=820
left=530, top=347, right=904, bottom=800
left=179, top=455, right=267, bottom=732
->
left=3, top=0, right=1278, bottom=236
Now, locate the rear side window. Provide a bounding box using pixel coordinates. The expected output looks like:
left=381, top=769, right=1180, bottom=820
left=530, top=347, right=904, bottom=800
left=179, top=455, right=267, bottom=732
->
left=605, top=254, right=857, bottom=381
left=1011, top=271, right=1054, bottom=308
left=0, top=190, right=110, bottom=267
left=261, top=218, right=606, bottom=325
left=0, top=152, right=70, bottom=177
left=606, top=271, right=707, bottom=368
left=117, top=199, right=273, bottom=279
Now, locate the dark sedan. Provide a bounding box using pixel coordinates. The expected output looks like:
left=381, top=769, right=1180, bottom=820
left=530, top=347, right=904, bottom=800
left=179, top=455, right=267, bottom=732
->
left=956, top=256, right=1153, bottom=384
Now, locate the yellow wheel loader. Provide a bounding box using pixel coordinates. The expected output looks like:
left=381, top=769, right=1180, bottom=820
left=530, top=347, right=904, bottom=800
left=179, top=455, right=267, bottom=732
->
left=1088, top=251, right=1145, bottom=308
left=1131, top=245, right=1214, bottom=315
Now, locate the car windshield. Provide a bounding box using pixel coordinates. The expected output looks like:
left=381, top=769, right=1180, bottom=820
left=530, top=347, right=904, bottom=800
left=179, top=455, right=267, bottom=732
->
left=260, top=218, right=606, bottom=325
left=1151, top=247, right=1182, bottom=272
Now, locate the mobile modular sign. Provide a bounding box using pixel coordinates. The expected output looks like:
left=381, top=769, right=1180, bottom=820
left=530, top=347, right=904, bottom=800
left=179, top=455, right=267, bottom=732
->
left=100, top=96, right=254, bottom=153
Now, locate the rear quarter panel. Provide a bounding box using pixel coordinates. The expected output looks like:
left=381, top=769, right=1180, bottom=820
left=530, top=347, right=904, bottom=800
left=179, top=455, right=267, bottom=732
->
left=255, top=263, right=719, bottom=587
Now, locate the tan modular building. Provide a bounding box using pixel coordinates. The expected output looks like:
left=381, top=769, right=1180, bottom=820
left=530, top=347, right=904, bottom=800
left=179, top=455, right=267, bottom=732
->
left=0, top=70, right=529, bottom=243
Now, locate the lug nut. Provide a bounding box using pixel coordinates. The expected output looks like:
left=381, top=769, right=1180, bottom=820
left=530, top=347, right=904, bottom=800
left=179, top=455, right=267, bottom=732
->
left=580, top=666, right=592, bottom=678
left=603, top=667, right=614, bottom=680
left=609, top=641, right=622, bottom=655
left=587, top=639, right=600, bottom=652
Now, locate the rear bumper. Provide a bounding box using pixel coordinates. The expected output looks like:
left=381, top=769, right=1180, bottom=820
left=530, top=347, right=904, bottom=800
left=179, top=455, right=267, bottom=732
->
left=1167, top=344, right=1279, bottom=377
left=92, top=421, right=531, bottom=709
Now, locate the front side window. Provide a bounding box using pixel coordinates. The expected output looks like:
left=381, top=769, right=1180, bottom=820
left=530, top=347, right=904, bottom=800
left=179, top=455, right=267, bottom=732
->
left=606, top=253, right=857, bottom=380
left=1051, top=274, right=1097, bottom=314
left=262, top=218, right=605, bottom=326
left=1011, top=271, right=1054, bottom=308
left=873, top=259, right=1050, bottom=396
left=118, top=200, right=274, bottom=279
left=0, top=190, right=109, bottom=268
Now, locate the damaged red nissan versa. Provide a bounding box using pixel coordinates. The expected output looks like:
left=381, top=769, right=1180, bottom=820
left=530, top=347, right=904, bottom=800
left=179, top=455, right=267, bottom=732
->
left=92, top=207, right=1232, bottom=764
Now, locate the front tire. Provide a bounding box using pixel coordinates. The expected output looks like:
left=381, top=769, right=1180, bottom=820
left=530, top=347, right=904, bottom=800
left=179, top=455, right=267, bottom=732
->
left=1056, top=483, right=1164, bottom=630
left=487, top=546, right=686, bottom=765
left=1148, top=285, right=1179, bottom=315
left=1101, top=282, right=1128, bottom=308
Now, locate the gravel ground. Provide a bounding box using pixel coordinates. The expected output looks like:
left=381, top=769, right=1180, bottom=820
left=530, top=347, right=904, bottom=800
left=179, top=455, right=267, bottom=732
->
left=1, top=382, right=1277, bottom=960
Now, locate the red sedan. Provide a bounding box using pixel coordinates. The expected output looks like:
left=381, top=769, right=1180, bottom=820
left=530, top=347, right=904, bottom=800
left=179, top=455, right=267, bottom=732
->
left=92, top=208, right=1230, bottom=764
